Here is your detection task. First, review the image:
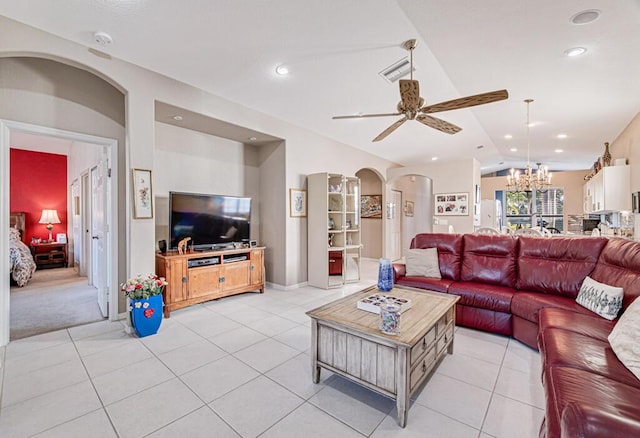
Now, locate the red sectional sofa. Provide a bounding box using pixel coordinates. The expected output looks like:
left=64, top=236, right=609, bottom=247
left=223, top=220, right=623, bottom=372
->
left=392, top=233, right=640, bottom=438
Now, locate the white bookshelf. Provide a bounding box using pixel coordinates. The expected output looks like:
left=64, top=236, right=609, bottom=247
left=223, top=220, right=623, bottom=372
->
left=308, top=173, right=361, bottom=288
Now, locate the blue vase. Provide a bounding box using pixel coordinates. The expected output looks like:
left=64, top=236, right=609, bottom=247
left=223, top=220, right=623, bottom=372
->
left=377, top=258, right=394, bottom=292
left=130, top=295, right=163, bottom=337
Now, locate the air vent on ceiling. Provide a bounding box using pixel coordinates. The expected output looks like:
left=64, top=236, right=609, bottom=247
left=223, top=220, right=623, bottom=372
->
left=379, top=57, right=414, bottom=84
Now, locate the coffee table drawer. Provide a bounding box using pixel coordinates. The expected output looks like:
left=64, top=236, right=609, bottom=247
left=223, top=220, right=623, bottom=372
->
left=410, top=326, right=436, bottom=366
left=436, top=307, right=455, bottom=335
left=410, top=346, right=436, bottom=391
left=437, top=324, right=454, bottom=355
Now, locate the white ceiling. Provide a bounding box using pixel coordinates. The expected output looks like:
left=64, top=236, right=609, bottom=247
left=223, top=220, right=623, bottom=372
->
left=1, top=0, right=639, bottom=174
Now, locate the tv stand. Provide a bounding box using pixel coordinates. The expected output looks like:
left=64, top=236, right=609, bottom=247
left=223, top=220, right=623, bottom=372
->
left=156, top=246, right=265, bottom=317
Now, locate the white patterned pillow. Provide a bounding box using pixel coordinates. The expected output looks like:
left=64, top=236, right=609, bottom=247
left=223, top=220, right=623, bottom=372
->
left=575, top=276, right=623, bottom=320
left=609, top=298, right=640, bottom=381
left=405, top=248, right=441, bottom=278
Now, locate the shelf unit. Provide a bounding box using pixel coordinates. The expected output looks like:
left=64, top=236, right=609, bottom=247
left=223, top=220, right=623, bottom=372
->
left=308, top=173, right=361, bottom=289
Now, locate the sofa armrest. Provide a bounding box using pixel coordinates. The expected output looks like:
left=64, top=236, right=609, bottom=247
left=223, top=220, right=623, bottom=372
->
left=561, top=402, right=640, bottom=437
left=392, top=263, right=405, bottom=282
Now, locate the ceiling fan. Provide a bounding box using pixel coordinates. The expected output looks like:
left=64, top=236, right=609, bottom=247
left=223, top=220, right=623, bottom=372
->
left=332, top=39, right=509, bottom=142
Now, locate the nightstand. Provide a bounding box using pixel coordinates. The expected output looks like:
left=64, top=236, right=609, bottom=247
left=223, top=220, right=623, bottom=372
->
left=30, top=242, right=68, bottom=270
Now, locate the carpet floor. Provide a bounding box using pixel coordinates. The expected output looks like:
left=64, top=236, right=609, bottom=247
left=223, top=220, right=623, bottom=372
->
left=9, top=267, right=106, bottom=340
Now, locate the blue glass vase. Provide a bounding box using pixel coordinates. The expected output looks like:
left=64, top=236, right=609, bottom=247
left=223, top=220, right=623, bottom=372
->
left=130, top=294, right=163, bottom=337
left=377, top=258, right=394, bottom=292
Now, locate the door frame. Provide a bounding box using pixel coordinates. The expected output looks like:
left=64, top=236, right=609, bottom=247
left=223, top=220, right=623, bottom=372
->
left=0, top=120, right=118, bottom=346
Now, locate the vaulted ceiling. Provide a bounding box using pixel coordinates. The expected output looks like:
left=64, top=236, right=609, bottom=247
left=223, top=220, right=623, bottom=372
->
left=1, top=0, right=638, bottom=174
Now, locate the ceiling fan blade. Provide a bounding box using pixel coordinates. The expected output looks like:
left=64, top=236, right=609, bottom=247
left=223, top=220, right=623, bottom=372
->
left=332, top=112, right=402, bottom=120
left=372, top=117, right=407, bottom=142
left=399, top=79, right=420, bottom=110
left=416, top=114, right=462, bottom=135
left=420, top=89, right=509, bottom=114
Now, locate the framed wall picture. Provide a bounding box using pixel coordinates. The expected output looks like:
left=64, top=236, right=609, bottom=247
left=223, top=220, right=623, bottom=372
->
left=56, top=233, right=67, bottom=243
left=404, top=200, right=414, bottom=217
left=132, top=168, right=154, bottom=219
left=290, top=188, right=307, bottom=217
left=435, top=192, right=469, bottom=216
left=361, top=195, right=382, bottom=219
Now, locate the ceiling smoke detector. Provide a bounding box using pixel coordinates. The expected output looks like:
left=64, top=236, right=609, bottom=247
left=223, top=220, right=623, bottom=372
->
left=93, top=31, right=113, bottom=46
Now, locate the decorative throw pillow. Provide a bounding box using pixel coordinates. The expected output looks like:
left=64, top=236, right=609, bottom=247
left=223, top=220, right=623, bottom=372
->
left=609, top=298, right=640, bottom=381
left=575, top=276, right=623, bottom=320
left=405, top=248, right=441, bottom=278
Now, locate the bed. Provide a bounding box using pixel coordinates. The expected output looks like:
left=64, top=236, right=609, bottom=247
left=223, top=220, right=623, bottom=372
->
left=9, top=212, right=36, bottom=286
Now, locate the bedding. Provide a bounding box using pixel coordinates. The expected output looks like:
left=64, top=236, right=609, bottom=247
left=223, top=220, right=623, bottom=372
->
left=9, top=227, right=36, bottom=286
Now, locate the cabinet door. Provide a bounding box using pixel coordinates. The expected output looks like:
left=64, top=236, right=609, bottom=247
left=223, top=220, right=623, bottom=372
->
left=165, top=259, right=188, bottom=303
left=250, top=250, right=264, bottom=286
left=221, top=262, right=250, bottom=291
left=188, top=266, right=221, bottom=298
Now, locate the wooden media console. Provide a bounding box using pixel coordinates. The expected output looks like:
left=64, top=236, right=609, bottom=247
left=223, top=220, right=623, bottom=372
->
left=155, top=246, right=265, bottom=317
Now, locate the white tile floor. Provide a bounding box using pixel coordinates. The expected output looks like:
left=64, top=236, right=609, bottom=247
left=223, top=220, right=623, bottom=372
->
left=0, top=261, right=545, bottom=437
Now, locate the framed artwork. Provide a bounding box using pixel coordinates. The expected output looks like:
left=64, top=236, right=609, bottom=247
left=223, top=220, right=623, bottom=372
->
left=290, top=188, right=307, bottom=217
left=56, top=233, right=67, bottom=243
left=404, top=200, right=414, bottom=217
left=132, top=168, right=153, bottom=219
left=361, top=195, right=382, bottom=219
left=435, top=192, right=469, bottom=216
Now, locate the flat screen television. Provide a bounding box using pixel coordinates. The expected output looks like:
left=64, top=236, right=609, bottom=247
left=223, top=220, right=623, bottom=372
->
left=169, top=191, right=251, bottom=250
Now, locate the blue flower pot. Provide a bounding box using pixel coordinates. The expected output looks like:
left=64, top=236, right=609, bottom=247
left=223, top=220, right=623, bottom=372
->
left=130, top=295, right=163, bottom=337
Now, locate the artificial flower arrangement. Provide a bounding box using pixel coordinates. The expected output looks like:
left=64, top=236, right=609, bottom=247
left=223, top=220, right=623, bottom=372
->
left=121, top=274, right=168, bottom=300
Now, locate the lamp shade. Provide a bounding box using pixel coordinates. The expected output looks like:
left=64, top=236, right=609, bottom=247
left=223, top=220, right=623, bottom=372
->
left=39, top=209, right=61, bottom=224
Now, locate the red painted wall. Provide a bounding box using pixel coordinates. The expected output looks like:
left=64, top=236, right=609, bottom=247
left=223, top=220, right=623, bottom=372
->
left=10, top=148, right=67, bottom=243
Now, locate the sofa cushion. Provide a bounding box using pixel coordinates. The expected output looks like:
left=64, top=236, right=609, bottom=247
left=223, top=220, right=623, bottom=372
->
left=405, top=248, right=441, bottom=278
left=511, top=291, right=593, bottom=323
left=543, top=366, right=640, bottom=438
left=539, top=328, right=640, bottom=389
left=517, top=236, right=607, bottom=298
left=460, top=234, right=518, bottom=288
left=538, top=307, right=614, bottom=343
left=592, top=238, right=640, bottom=310
left=411, top=233, right=464, bottom=280
left=561, top=402, right=640, bottom=438
left=447, top=281, right=515, bottom=313
left=575, top=276, right=623, bottom=320
left=609, top=298, right=640, bottom=381
left=395, top=276, right=453, bottom=293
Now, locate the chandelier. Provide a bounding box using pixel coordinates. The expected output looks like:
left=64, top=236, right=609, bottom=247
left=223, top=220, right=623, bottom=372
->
left=506, top=99, right=552, bottom=192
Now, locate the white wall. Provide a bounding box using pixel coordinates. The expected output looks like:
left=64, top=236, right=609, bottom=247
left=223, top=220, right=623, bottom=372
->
left=388, top=159, right=479, bottom=235
left=357, top=168, right=383, bottom=259
left=0, top=16, right=396, bottom=298
left=390, top=175, right=432, bottom=255
left=153, top=122, right=261, bottom=247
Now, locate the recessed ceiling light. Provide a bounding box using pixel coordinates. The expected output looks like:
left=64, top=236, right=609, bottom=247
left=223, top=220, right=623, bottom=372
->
left=554, top=149, right=564, bottom=153
left=504, top=134, right=513, bottom=139
left=275, top=65, right=289, bottom=76
left=564, top=47, right=587, bottom=57
left=248, top=137, right=257, bottom=141
left=172, top=115, right=183, bottom=121
left=510, top=148, right=517, bottom=152
left=571, top=9, right=600, bottom=25
left=557, top=134, right=568, bottom=139
left=431, top=157, right=438, bottom=161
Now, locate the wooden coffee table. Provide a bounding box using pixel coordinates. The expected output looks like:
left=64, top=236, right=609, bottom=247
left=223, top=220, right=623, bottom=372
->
left=306, top=285, right=459, bottom=427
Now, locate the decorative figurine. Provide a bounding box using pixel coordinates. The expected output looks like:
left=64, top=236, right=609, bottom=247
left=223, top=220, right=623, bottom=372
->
left=177, top=237, right=191, bottom=254
left=602, top=142, right=612, bottom=167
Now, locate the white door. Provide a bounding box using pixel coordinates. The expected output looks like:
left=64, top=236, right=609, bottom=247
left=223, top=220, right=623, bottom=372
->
left=91, top=153, right=108, bottom=317
left=389, top=190, right=403, bottom=261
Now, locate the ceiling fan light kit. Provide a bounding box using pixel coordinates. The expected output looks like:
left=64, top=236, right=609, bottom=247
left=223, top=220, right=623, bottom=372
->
left=506, top=99, right=552, bottom=193
left=332, top=39, right=509, bottom=142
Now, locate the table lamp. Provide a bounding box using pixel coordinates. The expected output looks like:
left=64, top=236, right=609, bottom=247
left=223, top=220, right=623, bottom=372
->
left=39, top=209, right=61, bottom=242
